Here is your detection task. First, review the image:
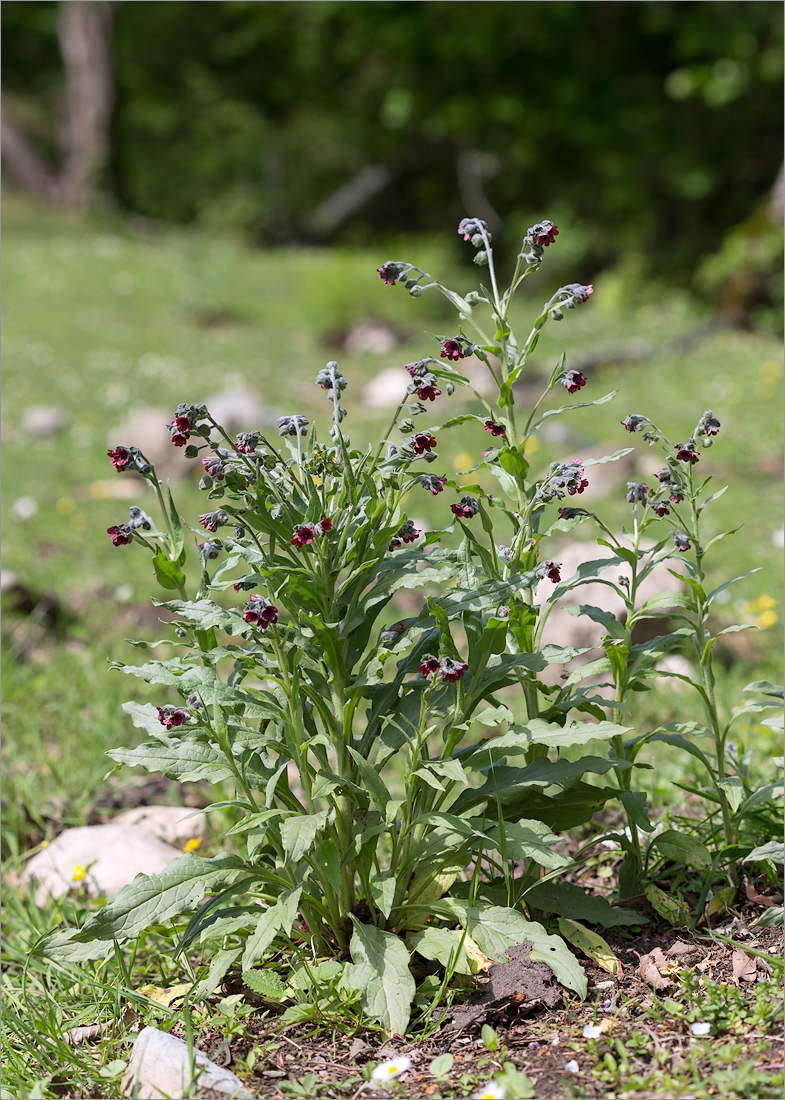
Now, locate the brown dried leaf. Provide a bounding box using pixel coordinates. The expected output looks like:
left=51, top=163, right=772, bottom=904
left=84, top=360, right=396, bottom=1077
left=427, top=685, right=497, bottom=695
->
left=598, top=1017, right=615, bottom=1035
left=745, top=878, right=784, bottom=908
left=637, top=948, right=673, bottom=991
left=731, top=948, right=758, bottom=984
left=65, top=1022, right=111, bottom=1045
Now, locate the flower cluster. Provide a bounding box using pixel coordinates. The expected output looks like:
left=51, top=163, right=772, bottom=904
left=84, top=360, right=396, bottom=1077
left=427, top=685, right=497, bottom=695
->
left=625, top=482, right=649, bottom=505
left=484, top=419, right=506, bottom=437
left=551, top=283, right=593, bottom=320
left=166, top=403, right=207, bottom=448
left=291, top=517, right=333, bottom=549
left=407, top=431, right=437, bottom=455
left=655, top=467, right=685, bottom=503
left=242, top=595, right=279, bottom=630
left=673, top=531, right=691, bottom=553
left=156, top=705, right=189, bottom=729
left=107, top=524, right=132, bottom=546
left=538, top=459, right=589, bottom=501
left=199, top=509, right=229, bottom=532
left=536, top=560, right=562, bottom=583
left=419, top=474, right=447, bottom=495
left=107, top=445, right=134, bottom=472
left=388, top=520, right=421, bottom=552
left=315, top=362, right=348, bottom=396
left=405, top=360, right=442, bottom=401
left=202, top=455, right=225, bottom=480
left=235, top=431, right=261, bottom=454
left=696, top=409, right=721, bottom=439
left=621, top=413, right=652, bottom=433
left=376, top=261, right=407, bottom=285
left=276, top=414, right=309, bottom=438
left=521, top=219, right=559, bottom=264
left=457, top=217, right=491, bottom=247
left=560, top=369, right=587, bottom=394
left=675, top=439, right=700, bottom=464
left=451, top=495, right=480, bottom=519
left=440, top=335, right=474, bottom=361
left=419, top=653, right=469, bottom=683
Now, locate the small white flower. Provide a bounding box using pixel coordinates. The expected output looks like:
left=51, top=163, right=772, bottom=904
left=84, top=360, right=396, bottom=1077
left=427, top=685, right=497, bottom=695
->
left=473, top=1082, right=506, bottom=1100
left=371, top=1055, right=412, bottom=1083
left=691, top=1022, right=711, bottom=1036
left=565, top=1059, right=580, bottom=1073
left=582, top=1025, right=602, bottom=1039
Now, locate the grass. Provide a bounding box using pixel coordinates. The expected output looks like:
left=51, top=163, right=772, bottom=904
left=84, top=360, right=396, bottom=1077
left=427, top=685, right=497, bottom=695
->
left=2, top=191, right=783, bottom=1099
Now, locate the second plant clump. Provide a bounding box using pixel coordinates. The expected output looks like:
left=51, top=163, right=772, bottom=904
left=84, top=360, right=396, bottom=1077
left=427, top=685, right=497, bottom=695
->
left=45, top=217, right=779, bottom=1036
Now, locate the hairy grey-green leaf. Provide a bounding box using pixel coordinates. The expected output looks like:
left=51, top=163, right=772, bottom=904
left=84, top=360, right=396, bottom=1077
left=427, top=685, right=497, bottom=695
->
left=344, top=920, right=415, bottom=1035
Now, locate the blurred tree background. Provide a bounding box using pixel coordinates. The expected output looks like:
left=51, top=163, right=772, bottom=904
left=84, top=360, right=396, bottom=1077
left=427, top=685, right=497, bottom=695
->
left=2, top=0, right=782, bottom=313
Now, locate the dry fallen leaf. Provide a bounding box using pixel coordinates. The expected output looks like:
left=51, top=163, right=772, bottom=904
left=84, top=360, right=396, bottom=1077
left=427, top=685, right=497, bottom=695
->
left=557, top=918, right=623, bottom=976
left=745, top=878, right=784, bottom=908
left=462, top=934, right=495, bottom=974
left=598, top=1017, right=615, bottom=1035
left=637, top=948, right=673, bottom=991
left=137, top=982, right=192, bottom=1008
left=731, top=948, right=758, bottom=984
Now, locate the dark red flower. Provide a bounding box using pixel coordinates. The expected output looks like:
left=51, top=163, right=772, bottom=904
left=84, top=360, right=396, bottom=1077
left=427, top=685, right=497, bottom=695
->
left=419, top=475, right=447, bottom=495
left=417, top=382, right=441, bottom=401
left=171, top=431, right=189, bottom=447
left=174, top=416, right=191, bottom=433
left=561, top=370, right=587, bottom=394
left=484, top=420, right=506, bottom=437
left=451, top=496, right=479, bottom=520
left=157, top=706, right=188, bottom=729
left=199, top=510, right=228, bottom=532
left=292, top=524, right=316, bottom=549
left=676, top=441, right=700, bottom=464
left=317, top=516, right=333, bottom=535
left=440, top=338, right=464, bottom=361
left=440, top=657, right=469, bottom=683
left=542, top=561, right=561, bottom=583
left=377, top=263, right=400, bottom=285
left=533, top=222, right=559, bottom=246
left=652, top=502, right=670, bottom=517
left=107, top=446, right=132, bottom=472
left=419, top=654, right=441, bottom=677
left=410, top=432, right=437, bottom=455
left=107, top=525, right=132, bottom=546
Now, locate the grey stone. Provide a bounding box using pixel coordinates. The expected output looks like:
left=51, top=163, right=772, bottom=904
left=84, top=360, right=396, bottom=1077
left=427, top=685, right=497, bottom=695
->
left=122, top=1026, right=253, bottom=1099
left=21, top=405, right=69, bottom=437
left=21, top=824, right=183, bottom=905
left=344, top=319, right=399, bottom=356
left=113, top=805, right=206, bottom=848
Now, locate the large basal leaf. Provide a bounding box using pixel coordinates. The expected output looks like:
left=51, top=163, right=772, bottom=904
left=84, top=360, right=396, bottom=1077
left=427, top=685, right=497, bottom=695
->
left=523, top=881, right=646, bottom=928
left=108, top=740, right=236, bottom=783
left=409, top=928, right=492, bottom=975
left=435, top=902, right=586, bottom=998
left=280, top=812, right=330, bottom=863
left=491, top=782, right=619, bottom=831
left=650, top=828, right=711, bottom=868
left=344, top=920, right=416, bottom=1036
left=57, top=854, right=244, bottom=948
left=241, top=888, right=302, bottom=972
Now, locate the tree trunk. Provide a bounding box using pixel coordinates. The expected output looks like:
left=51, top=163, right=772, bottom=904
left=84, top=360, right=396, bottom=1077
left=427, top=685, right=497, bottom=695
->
left=1, top=1, right=118, bottom=212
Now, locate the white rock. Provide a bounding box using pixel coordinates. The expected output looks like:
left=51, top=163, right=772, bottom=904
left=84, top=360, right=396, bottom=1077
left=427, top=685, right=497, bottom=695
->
left=21, top=405, right=68, bottom=436
left=363, top=367, right=408, bottom=410
left=344, top=319, right=399, bottom=356
left=22, top=825, right=183, bottom=905
left=122, top=1026, right=253, bottom=1099
left=113, top=805, right=206, bottom=848
left=204, top=388, right=267, bottom=432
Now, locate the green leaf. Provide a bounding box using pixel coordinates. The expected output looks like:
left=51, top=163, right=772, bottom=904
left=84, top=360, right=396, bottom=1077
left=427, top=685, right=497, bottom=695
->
left=753, top=906, right=784, bottom=928
left=348, top=746, right=393, bottom=813
left=66, top=854, right=244, bottom=945
left=482, top=821, right=571, bottom=870
left=152, top=550, right=187, bottom=591
left=344, top=920, right=415, bottom=1035
left=650, top=828, right=712, bottom=868
left=167, top=485, right=186, bottom=560
left=191, top=947, right=242, bottom=1000
left=619, top=791, right=655, bottom=833
left=241, top=887, right=302, bottom=972
left=717, top=777, right=745, bottom=812
left=409, top=928, right=487, bottom=975
left=524, top=719, right=632, bottom=748
left=108, top=740, right=236, bottom=784
left=522, top=881, right=646, bottom=927
left=644, top=884, right=690, bottom=927
left=745, top=680, right=784, bottom=700
left=743, top=840, right=784, bottom=864
left=557, top=919, right=622, bottom=975
left=435, top=902, right=587, bottom=997
left=280, top=812, right=330, bottom=862
left=243, top=968, right=287, bottom=1001
left=428, top=1053, right=454, bottom=1080
left=371, top=876, right=397, bottom=920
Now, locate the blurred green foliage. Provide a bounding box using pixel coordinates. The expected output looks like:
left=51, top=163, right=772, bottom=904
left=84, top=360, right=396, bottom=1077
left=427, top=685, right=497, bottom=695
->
left=2, top=0, right=782, bottom=280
